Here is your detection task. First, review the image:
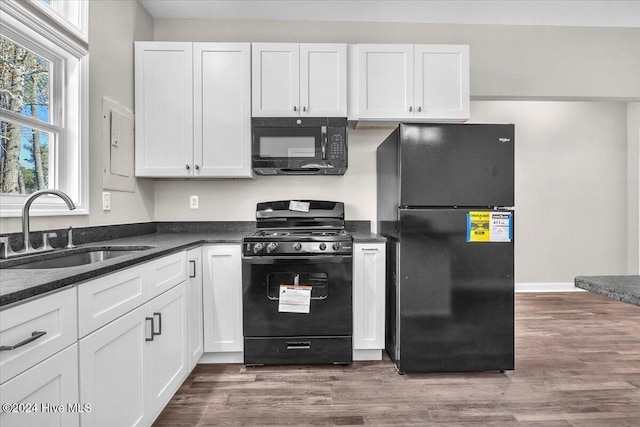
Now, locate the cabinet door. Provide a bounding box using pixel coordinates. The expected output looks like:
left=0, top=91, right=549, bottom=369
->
left=357, top=44, right=414, bottom=119
left=252, top=43, right=300, bottom=117
left=300, top=43, right=347, bottom=117
left=147, top=282, right=188, bottom=419
left=0, top=344, right=79, bottom=427
left=186, top=247, right=204, bottom=370
left=135, top=42, right=193, bottom=177
left=414, top=45, right=470, bottom=121
left=79, top=305, right=150, bottom=427
left=202, top=245, right=243, bottom=352
left=353, top=243, right=386, bottom=351
left=194, top=43, right=252, bottom=177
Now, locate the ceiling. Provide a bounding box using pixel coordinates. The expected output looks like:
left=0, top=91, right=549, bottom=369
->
left=139, top=0, right=640, bottom=28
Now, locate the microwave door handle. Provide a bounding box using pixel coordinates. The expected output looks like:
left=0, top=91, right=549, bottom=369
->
left=321, top=126, right=327, bottom=160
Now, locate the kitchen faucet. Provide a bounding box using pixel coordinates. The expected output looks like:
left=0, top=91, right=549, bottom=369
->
left=0, top=190, right=77, bottom=258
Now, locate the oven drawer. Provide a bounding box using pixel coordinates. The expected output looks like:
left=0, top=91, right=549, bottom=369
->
left=244, top=336, right=352, bottom=365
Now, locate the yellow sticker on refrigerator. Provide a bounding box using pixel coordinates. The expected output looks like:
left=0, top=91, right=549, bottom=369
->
left=467, top=211, right=513, bottom=242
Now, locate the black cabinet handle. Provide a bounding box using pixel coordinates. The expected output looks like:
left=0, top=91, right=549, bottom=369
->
left=189, top=260, right=196, bottom=278
left=153, top=312, right=162, bottom=336
left=145, top=317, right=155, bottom=341
left=0, top=331, right=46, bottom=351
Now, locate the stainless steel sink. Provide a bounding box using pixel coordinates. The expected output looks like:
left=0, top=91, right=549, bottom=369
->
left=2, top=246, right=154, bottom=269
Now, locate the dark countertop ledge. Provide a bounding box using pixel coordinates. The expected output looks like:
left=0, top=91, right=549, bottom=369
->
left=574, top=275, right=640, bottom=306
left=0, top=230, right=385, bottom=307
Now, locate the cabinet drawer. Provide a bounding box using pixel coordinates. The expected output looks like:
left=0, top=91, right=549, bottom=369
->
left=149, top=251, right=187, bottom=298
left=0, top=287, right=77, bottom=384
left=0, top=343, right=79, bottom=427
left=78, top=263, right=150, bottom=337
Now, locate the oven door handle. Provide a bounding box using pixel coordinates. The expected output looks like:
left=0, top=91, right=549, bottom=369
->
left=243, top=255, right=352, bottom=264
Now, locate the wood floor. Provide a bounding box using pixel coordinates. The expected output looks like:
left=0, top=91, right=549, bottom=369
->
left=154, top=292, right=640, bottom=426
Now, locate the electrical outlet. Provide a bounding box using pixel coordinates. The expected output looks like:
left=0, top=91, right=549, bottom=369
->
left=189, top=195, right=199, bottom=210
left=102, top=192, right=111, bottom=211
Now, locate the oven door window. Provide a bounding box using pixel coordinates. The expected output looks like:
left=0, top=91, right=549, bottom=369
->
left=253, top=128, right=321, bottom=160
left=266, top=273, right=328, bottom=300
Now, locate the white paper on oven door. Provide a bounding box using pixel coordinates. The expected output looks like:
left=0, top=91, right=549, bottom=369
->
left=278, top=285, right=312, bottom=313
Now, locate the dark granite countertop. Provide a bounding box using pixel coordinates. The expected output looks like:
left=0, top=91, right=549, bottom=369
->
left=575, top=276, right=640, bottom=306
left=0, top=226, right=385, bottom=307
left=350, top=231, right=386, bottom=243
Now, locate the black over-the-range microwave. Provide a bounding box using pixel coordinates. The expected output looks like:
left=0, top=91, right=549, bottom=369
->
left=251, top=117, right=348, bottom=175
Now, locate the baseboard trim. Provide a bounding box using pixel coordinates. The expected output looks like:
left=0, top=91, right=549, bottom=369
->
left=198, top=352, right=244, bottom=364
left=515, top=282, right=586, bottom=293
left=353, top=349, right=383, bottom=361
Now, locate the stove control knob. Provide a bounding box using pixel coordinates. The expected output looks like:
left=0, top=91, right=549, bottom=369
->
left=253, top=243, right=264, bottom=253
left=266, top=242, right=278, bottom=253
left=319, top=243, right=327, bottom=251
left=332, top=242, right=341, bottom=251
left=293, top=242, right=302, bottom=251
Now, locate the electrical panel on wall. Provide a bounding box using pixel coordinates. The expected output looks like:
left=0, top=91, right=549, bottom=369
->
left=102, top=97, right=135, bottom=192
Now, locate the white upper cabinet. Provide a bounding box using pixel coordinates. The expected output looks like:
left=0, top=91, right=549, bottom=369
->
left=135, top=42, right=193, bottom=177
left=351, top=44, right=469, bottom=122
left=414, top=45, right=469, bottom=120
left=252, top=43, right=299, bottom=116
left=252, top=43, right=347, bottom=117
left=135, top=42, right=252, bottom=178
left=194, top=43, right=252, bottom=177
left=357, top=44, right=414, bottom=119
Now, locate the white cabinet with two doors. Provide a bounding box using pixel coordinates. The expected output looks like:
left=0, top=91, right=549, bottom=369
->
left=350, top=44, right=470, bottom=121
left=78, top=251, right=189, bottom=426
left=135, top=42, right=252, bottom=178
left=251, top=43, right=348, bottom=117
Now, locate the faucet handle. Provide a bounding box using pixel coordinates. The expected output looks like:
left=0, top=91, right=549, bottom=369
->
left=41, top=232, right=57, bottom=251
left=65, top=226, right=75, bottom=249
left=0, top=237, right=16, bottom=259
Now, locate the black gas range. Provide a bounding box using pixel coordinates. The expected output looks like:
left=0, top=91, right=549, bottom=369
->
left=242, top=200, right=353, bottom=366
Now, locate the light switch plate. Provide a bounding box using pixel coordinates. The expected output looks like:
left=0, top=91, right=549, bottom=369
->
left=189, top=195, right=199, bottom=210
left=102, top=192, right=111, bottom=211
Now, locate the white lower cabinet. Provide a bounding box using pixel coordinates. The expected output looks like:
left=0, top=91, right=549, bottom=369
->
left=0, top=344, right=80, bottom=427
left=186, top=247, right=204, bottom=370
left=148, top=283, right=188, bottom=417
left=202, top=244, right=243, bottom=363
left=353, top=242, right=386, bottom=360
left=79, top=282, right=188, bottom=426
left=79, top=303, right=150, bottom=427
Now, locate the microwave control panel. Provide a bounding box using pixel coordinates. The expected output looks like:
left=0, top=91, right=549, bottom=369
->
left=327, top=128, right=346, bottom=162
left=328, top=133, right=345, bottom=160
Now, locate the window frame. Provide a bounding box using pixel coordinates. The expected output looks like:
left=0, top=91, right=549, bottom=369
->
left=0, top=0, right=88, bottom=218
left=28, top=0, right=88, bottom=43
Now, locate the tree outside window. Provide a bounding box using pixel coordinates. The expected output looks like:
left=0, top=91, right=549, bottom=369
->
left=0, top=35, right=52, bottom=195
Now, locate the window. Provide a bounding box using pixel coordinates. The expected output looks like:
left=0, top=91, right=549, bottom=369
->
left=28, top=0, right=88, bottom=42
left=0, top=0, right=88, bottom=217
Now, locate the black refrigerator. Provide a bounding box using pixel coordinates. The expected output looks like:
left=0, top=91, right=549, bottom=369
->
left=377, top=123, right=515, bottom=374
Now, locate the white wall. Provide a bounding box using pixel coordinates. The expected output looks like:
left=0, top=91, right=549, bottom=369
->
left=470, top=101, right=628, bottom=283
left=154, top=19, right=640, bottom=100
left=0, top=0, right=155, bottom=233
